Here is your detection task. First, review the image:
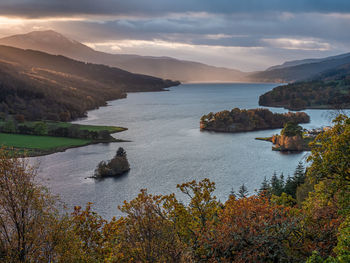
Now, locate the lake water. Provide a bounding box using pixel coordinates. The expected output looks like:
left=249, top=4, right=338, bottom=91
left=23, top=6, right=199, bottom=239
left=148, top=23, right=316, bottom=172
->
left=35, top=83, right=334, bottom=218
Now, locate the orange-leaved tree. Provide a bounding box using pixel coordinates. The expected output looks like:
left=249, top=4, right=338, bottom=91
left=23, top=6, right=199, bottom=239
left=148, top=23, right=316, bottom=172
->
left=0, top=148, right=61, bottom=262
left=200, top=194, right=305, bottom=263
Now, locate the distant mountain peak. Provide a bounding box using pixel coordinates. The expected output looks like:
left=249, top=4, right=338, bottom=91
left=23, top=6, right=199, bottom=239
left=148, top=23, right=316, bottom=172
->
left=0, top=30, right=93, bottom=55
left=3, top=30, right=72, bottom=41
left=26, top=29, right=62, bottom=36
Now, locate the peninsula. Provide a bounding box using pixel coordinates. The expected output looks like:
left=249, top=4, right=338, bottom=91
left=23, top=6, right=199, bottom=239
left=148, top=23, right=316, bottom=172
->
left=0, top=119, right=127, bottom=157
left=259, top=63, right=350, bottom=111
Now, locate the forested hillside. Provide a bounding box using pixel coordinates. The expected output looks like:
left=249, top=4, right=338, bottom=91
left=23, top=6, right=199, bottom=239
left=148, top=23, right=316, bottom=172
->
left=0, top=45, right=179, bottom=121
left=259, top=63, right=350, bottom=110
left=249, top=54, right=350, bottom=83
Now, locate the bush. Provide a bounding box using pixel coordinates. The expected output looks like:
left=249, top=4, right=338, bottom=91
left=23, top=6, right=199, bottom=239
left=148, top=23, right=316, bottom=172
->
left=2, top=119, right=17, bottom=133
left=281, top=122, right=303, bottom=137
left=33, top=121, right=48, bottom=135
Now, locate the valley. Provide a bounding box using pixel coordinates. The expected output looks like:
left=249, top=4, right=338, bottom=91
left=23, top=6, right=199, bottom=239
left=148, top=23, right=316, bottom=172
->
left=0, top=2, right=349, bottom=261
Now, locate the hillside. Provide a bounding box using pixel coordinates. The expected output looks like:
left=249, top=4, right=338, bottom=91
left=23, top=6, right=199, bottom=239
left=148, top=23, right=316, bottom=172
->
left=0, top=30, right=248, bottom=82
left=266, top=52, right=350, bottom=71
left=0, top=45, right=179, bottom=121
left=249, top=53, right=350, bottom=83
left=258, top=63, right=350, bottom=110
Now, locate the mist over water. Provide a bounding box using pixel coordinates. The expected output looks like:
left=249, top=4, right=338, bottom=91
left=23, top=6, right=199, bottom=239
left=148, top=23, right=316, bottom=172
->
left=35, top=83, right=333, bottom=218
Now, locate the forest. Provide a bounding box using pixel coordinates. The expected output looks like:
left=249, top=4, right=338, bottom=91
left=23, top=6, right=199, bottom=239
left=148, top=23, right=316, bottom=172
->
left=259, top=63, right=350, bottom=110
left=0, top=114, right=348, bottom=262
left=0, top=45, right=179, bottom=121
left=200, top=108, right=310, bottom=132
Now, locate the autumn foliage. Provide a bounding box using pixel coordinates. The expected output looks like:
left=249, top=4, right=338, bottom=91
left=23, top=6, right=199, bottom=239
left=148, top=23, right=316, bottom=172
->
left=0, top=115, right=349, bottom=262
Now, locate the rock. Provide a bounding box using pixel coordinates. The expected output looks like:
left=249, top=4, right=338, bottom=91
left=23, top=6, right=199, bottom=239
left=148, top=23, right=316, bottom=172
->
left=271, top=135, right=308, bottom=151
left=94, top=147, right=130, bottom=178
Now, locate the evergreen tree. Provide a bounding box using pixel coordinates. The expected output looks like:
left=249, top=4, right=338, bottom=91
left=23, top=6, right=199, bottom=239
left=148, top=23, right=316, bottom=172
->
left=285, top=162, right=306, bottom=198
left=238, top=184, right=249, bottom=198
left=284, top=175, right=294, bottom=197
left=270, top=172, right=285, bottom=196
left=294, top=161, right=305, bottom=183
left=259, top=176, right=270, bottom=194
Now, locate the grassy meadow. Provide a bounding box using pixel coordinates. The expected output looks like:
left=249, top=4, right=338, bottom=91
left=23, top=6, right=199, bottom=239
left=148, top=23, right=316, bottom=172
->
left=0, top=133, right=90, bottom=150
left=0, top=121, right=127, bottom=156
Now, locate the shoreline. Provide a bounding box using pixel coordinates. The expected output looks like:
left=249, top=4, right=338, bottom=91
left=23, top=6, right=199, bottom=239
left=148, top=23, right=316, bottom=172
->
left=22, top=137, right=130, bottom=158
left=182, top=81, right=283, bottom=85
left=1, top=82, right=181, bottom=158
left=259, top=103, right=350, bottom=111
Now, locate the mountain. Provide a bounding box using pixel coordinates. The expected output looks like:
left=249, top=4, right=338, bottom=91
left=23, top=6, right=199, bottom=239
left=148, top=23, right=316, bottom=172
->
left=266, top=52, right=350, bottom=71
left=0, top=45, right=179, bottom=121
left=313, top=62, right=350, bottom=81
left=0, top=30, right=248, bottom=82
left=3, top=30, right=350, bottom=84
left=249, top=53, right=350, bottom=83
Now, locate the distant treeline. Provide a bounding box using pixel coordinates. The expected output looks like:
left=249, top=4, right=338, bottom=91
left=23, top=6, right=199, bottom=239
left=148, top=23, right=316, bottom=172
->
left=200, top=108, right=310, bottom=132
left=0, top=118, right=121, bottom=141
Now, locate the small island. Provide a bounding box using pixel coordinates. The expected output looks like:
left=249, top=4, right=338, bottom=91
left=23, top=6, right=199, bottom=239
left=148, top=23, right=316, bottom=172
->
left=271, top=122, right=312, bottom=151
left=94, top=147, right=130, bottom=178
left=200, top=108, right=310, bottom=133
left=256, top=122, right=328, bottom=151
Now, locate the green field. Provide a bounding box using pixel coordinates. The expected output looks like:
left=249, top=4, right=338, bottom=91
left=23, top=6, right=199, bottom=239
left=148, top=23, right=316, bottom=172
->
left=0, top=133, right=90, bottom=150
left=0, top=120, right=127, bottom=156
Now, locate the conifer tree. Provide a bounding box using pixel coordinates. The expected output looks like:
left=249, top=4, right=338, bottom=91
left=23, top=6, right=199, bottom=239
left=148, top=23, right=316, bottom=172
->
left=238, top=184, right=249, bottom=198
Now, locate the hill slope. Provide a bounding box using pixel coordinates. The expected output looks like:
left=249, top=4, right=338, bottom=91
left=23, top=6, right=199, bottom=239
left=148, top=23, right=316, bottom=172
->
left=258, top=63, right=350, bottom=110
left=250, top=53, right=350, bottom=83
left=266, top=52, right=350, bottom=71
left=0, top=30, right=248, bottom=82
left=0, top=45, right=179, bottom=121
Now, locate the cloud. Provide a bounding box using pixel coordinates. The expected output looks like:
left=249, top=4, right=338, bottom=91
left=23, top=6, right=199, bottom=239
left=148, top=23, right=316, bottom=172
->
left=1, top=1, right=350, bottom=18
left=84, top=39, right=269, bottom=71
left=262, top=38, right=331, bottom=51
left=0, top=1, right=349, bottom=71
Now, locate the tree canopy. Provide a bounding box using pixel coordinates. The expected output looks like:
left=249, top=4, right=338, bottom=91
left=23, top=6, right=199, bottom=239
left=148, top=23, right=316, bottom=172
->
left=0, top=115, right=349, bottom=262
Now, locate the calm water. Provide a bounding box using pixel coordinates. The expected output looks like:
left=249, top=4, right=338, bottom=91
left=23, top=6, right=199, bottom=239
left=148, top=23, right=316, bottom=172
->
left=35, top=83, right=333, bottom=218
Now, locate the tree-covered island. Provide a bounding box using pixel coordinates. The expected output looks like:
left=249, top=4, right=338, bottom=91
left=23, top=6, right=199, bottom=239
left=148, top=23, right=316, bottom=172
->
left=200, top=108, right=310, bottom=132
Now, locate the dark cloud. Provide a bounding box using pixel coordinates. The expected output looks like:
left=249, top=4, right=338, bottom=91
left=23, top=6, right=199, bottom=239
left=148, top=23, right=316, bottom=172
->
left=1, top=0, right=350, bottom=18
left=0, top=1, right=349, bottom=70
left=53, top=12, right=350, bottom=48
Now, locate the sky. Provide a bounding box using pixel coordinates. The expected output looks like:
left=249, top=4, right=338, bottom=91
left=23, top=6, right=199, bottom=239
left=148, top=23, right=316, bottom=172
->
left=0, top=0, right=349, bottom=71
